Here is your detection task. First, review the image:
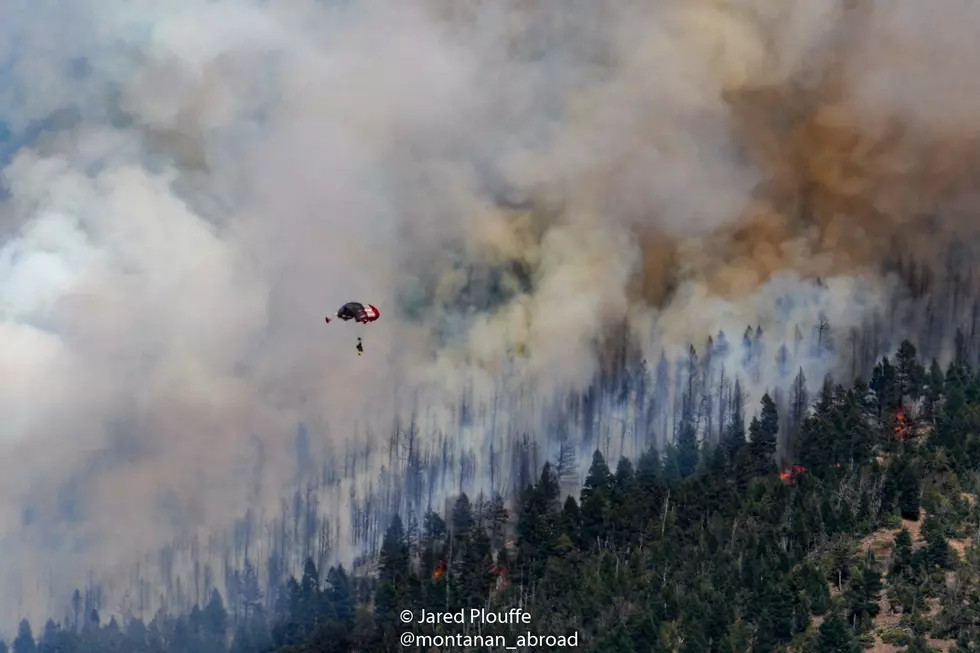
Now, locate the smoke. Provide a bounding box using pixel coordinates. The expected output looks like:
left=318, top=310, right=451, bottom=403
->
left=1, top=0, right=979, bottom=627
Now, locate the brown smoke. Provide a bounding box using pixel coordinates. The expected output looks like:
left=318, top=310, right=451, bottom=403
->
left=492, top=0, right=980, bottom=325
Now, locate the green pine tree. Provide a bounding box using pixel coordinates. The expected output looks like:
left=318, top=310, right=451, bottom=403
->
left=817, top=613, right=860, bottom=653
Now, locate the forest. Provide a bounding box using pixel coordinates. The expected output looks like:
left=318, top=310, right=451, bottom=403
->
left=5, top=319, right=980, bottom=651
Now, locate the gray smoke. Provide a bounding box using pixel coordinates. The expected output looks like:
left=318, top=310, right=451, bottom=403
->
left=1, top=0, right=979, bottom=628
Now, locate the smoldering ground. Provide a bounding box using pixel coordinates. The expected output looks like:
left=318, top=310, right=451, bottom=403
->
left=1, top=0, right=980, bottom=628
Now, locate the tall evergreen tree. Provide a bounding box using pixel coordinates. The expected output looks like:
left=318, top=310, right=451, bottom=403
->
left=897, top=462, right=921, bottom=521
left=845, top=551, right=882, bottom=633
left=759, top=393, right=779, bottom=444
left=895, top=340, right=925, bottom=401
left=11, top=620, right=34, bottom=653
left=742, top=397, right=778, bottom=479
left=817, top=613, right=860, bottom=653
left=580, top=452, right=612, bottom=548
left=374, top=514, right=410, bottom=633
left=722, top=378, right=747, bottom=462
left=789, top=368, right=808, bottom=435
left=675, top=419, right=700, bottom=478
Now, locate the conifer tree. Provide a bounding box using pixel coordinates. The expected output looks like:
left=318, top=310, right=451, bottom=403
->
left=817, top=613, right=860, bottom=653
left=580, top=451, right=613, bottom=548
left=897, top=463, right=921, bottom=520
left=11, top=620, right=34, bottom=653
left=845, top=551, right=882, bottom=633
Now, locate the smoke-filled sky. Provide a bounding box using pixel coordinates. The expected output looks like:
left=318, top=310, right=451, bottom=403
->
left=2, top=0, right=980, bottom=627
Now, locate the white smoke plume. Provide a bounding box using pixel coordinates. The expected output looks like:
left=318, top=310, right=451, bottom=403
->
left=1, top=0, right=979, bottom=628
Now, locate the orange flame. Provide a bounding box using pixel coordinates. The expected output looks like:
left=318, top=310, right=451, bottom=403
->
left=491, top=565, right=509, bottom=587
left=894, top=410, right=908, bottom=441
left=779, top=464, right=807, bottom=485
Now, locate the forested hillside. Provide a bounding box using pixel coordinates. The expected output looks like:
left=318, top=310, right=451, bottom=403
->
left=5, top=339, right=980, bottom=652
